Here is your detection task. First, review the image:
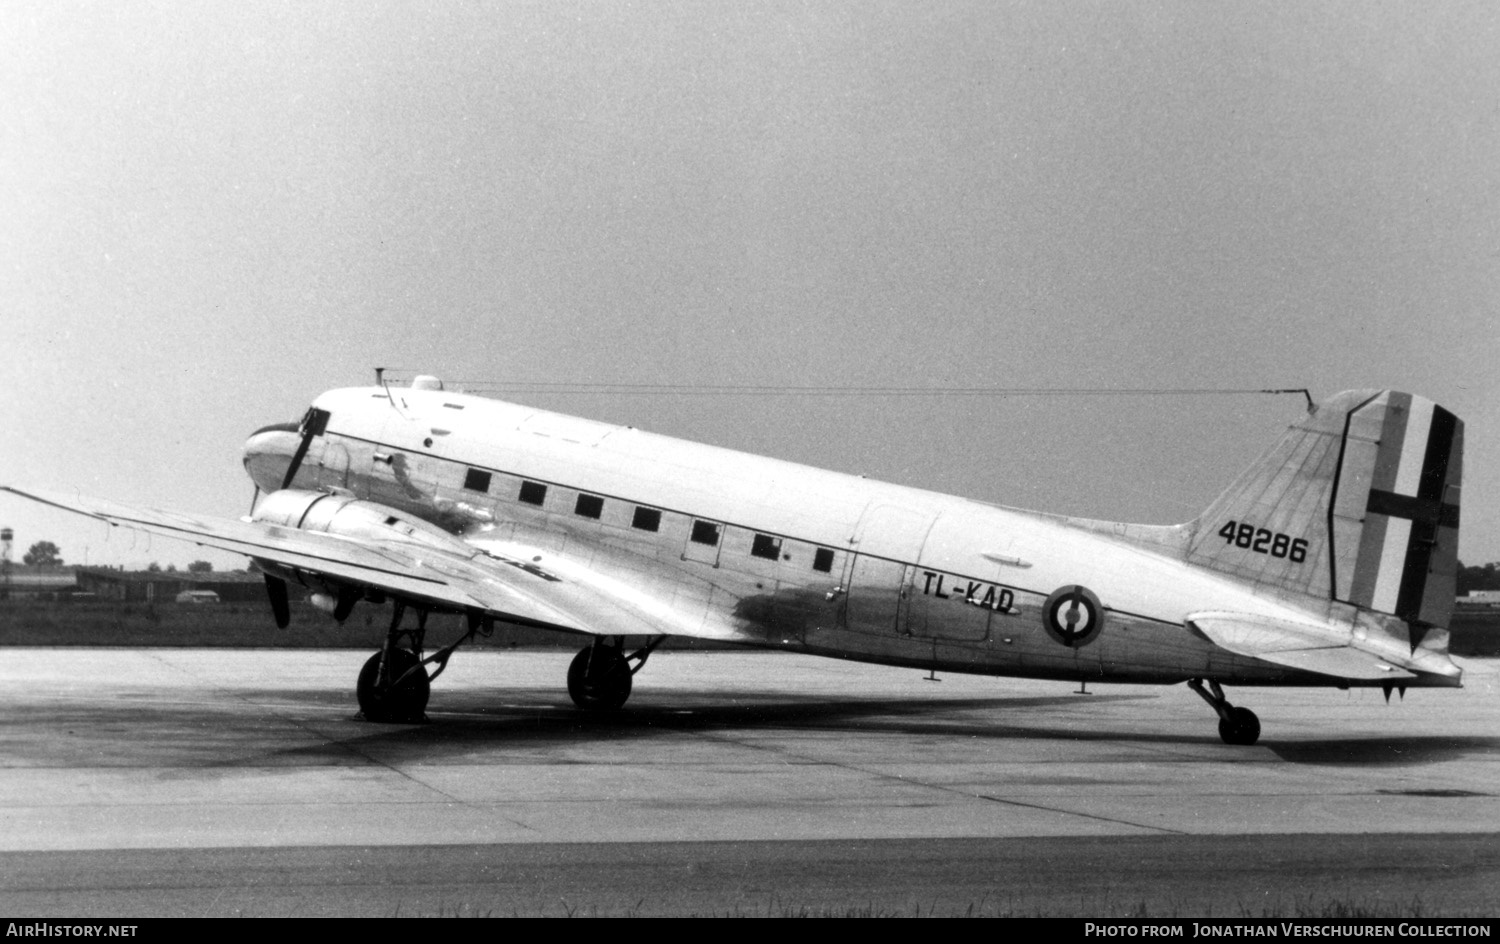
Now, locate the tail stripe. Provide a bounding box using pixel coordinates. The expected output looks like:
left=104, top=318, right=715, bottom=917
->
left=1342, top=397, right=1461, bottom=622
left=1345, top=394, right=1414, bottom=613
left=1394, top=404, right=1458, bottom=622
left=1366, top=517, right=1410, bottom=615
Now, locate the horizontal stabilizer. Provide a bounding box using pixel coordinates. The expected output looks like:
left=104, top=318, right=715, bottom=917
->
left=1187, top=611, right=1416, bottom=681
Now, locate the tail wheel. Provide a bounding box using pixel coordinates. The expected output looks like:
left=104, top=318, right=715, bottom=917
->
left=357, top=649, right=430, bottom=723
left=1217, top=706, right=1261, bottom=746
left=567, top=645, right=632, bottom=711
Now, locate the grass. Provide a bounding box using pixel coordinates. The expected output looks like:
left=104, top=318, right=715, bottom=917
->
left=396, top=893, right=1485, bottom=918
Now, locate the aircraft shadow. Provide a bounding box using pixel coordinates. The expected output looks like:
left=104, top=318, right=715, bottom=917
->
left=445, top=690, right=1145, bottom=733
left=253, top=689, right=1259, bottom=764
left=264, top=687, right=1500, bottom=768
left=17, top=688, right=1494, bottom=769
left=1266, top=736, right=1500, bottom=767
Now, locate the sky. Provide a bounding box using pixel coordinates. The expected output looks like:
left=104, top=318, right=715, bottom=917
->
left=2, top=1, right=1497, bottom=573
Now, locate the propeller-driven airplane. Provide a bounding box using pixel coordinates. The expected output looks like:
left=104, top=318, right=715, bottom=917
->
left=4, top=376, right=1464, bottom=744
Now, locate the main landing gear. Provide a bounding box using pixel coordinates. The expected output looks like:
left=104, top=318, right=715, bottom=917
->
left=357, top=600, right=490, bottom=723
left=567, top=636, right=664, bottom=711
left=1188, top=678, right=1261, bottom=746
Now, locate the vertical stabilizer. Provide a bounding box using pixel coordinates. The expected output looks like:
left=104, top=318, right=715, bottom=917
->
left=1187, top=391, right=1463, bottom=630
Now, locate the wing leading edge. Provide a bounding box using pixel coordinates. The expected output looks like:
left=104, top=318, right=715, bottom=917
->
left=0, top=486, right=690, bottom=640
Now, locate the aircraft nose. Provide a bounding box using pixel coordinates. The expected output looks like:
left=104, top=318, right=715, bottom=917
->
left=243, top=422, right=303, bottom=493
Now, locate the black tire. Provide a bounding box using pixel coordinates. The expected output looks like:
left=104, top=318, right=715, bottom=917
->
left=567, top=645, right=632, bottom=711
left=1217, top=706, right=1261, bottom=746
left=357, top=649, right=430, bottom=723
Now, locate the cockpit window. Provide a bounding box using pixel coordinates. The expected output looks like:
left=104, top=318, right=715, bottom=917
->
left=250, top=421, right=302, bottom=437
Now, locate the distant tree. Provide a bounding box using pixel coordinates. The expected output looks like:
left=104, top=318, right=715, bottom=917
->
left=166, top=563, right=178, bottom=573
left=147, top=562, right=162, bottom=573
left=22, top=541, right=62, bottom=567
left=187, top=560, right=213, bottom=573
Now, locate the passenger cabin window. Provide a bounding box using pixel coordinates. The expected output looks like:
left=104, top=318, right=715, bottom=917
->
left=690, top=520, right=721, bottom=546
left=575, top=494, right=604, bottom=519
left=751, top=533, right=782, bottom=560
left=632, top=507, right=662, bottom=532
left=519, top=481, right=547, bottom=506
left=813, top=547, right=835, bottom=573
left=463, top=468, right=491, bottom=493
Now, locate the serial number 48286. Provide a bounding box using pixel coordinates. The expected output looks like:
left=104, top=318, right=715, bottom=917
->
left=1217, top=521, right=1308, bottom=562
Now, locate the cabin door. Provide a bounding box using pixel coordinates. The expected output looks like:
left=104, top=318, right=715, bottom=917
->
left=839, top=504, right=936, bottom=636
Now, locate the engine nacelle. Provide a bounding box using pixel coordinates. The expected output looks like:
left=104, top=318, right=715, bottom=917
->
left=251, top=489, right=477, bottom=559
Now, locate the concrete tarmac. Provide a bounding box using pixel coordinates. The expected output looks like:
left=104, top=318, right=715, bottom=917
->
left=0, top=647, right=1496, bottom=917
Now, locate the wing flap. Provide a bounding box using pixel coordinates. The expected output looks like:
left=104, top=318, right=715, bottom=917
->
left=1187, top=610, right=1417, bottom=680
left=464, top=537, right=755, bottom=642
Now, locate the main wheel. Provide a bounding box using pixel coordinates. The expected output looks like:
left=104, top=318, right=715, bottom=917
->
left=357, top=649, right=430, bottom=723
left=1217, top=706, right=1261, bottom=746
left=567, top=645, right=632, bottom=711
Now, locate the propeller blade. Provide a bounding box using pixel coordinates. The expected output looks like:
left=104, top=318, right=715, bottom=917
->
left=264, top=574, right=291, bottom=629
left=280, top=407, right=330, bottom=490
left=281, top=431, right=315, bottom=490
left=333, top=587, right=360, bottom=623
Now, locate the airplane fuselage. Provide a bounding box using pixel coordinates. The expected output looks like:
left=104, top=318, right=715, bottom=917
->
left=245, top=384, right=1385, bottom=687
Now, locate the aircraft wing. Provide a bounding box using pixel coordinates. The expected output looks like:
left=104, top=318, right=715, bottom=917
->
left=0, top=486, right=675, bottom=639
left=1186, top=611, right=1418, bottom=681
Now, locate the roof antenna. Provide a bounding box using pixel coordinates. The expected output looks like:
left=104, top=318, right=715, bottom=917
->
left=374, top=366, right=402, bottom=412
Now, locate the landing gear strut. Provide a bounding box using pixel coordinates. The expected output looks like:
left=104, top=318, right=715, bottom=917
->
left=567, top=636, right=663, bottom=711
left=357, top=601, right=490, bottom=723
left=1188, top=678, right=1261, bottom=746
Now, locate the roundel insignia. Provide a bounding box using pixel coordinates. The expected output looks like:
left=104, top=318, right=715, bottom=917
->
left=1041, top=584, right=1105, bottom=648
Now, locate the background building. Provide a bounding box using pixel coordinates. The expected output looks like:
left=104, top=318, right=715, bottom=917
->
left=73, top=567, right=266, bottom=603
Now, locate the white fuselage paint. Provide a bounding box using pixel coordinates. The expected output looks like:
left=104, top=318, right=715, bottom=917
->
left=1370, top=399, right=1434, bottom=616
left=249, top=387, right=1368, bottom=686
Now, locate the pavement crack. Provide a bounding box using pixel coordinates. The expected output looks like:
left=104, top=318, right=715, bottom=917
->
left=973, top=794, right=1190, bottom=834
left=661, top=722, right=1184, bottom=835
